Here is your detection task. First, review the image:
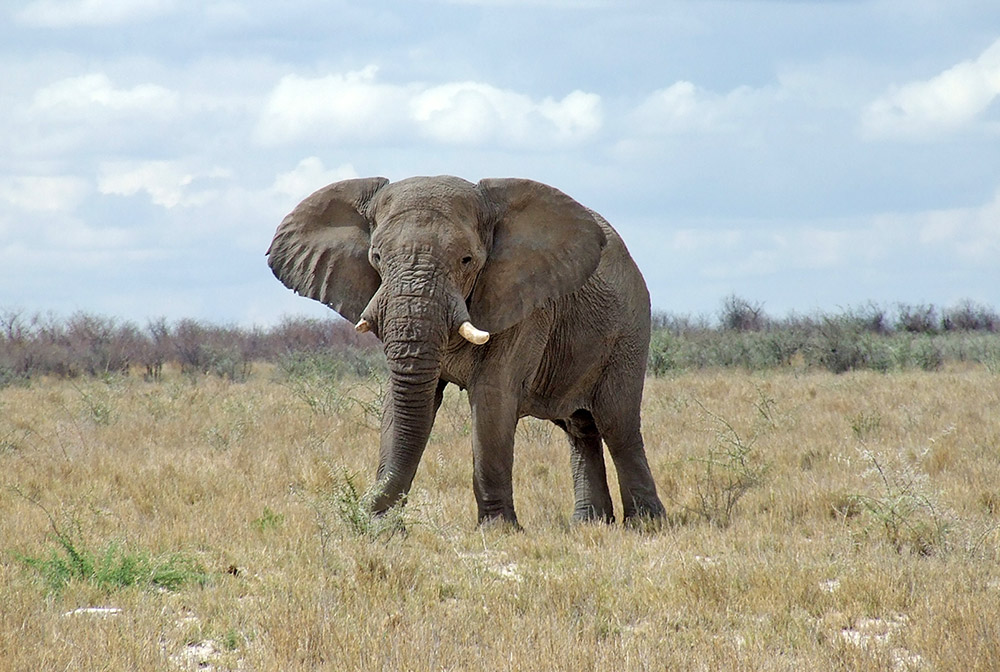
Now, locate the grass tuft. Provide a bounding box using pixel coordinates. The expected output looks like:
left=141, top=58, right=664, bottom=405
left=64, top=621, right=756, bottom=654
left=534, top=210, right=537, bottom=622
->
left=251, top=506, right=285, bottom=532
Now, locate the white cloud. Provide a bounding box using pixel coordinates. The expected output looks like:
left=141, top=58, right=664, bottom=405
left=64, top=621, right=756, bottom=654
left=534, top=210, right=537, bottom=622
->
left=673, top=189, right=1000, bottom=286
left=910, top=190, right=1000, bottom=264
left=411, top=82, right=532, bottom=144
left=98, top=161, right=231, bottom=208
left=17, top=0, right=174, bottom=27
left=665, top=226, right=865, bottom=281
left=270, top=158, right=359, bottom=202
left=255, top=66, right=602, bottom=148
left=32, top=72, right=179, bottom=118
left=540, top=90, right=603, bottom=140
left=631, top=81, right=761, bottom=135
left=0, top=175, right=89, bottom=213
left=412, top=82, right=601, bottom=145
left=863, top=39, right=1000, bottom=138
left=255, top=67, right=411, bottom=146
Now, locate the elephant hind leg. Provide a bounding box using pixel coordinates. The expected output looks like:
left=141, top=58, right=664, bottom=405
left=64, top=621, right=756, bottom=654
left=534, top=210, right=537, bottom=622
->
left=592, top=394, right=666, bottom=523
left=557, top=410, right=615, bottom=523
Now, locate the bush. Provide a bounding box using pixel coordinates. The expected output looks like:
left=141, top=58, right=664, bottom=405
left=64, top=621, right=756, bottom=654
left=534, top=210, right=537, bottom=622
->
left=647, top=330, right=679, bottom=376
left=848, top=448, right=953, bottom=556
left=17, top=537, right=208, bottom=594
left=277, top=350, right=386, bottom=420
left=719, top=294, right=768, bottom=332
left=11, top=489, right=208, bottom=594
left=805, top=317, right=892, bottom=373
left=675, top=392, right=773, bottom=527
left=942, top=300, right=998, bottom=332
left=896, top=303, right=939, bottom=334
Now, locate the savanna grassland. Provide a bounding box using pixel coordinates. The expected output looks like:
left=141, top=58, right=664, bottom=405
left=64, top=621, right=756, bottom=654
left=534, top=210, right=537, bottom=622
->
left=2, top=361, right=999, bottom=671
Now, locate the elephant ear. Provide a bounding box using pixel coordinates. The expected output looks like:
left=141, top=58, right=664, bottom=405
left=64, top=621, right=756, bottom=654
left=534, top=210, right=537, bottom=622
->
left=471, top=178, right=607, bottom=334
left=266, top=177, right=388, bottom=324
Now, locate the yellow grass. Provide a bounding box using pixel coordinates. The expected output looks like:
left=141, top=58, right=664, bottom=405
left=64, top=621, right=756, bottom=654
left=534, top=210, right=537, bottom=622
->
left=2, top=366, right=999, bottom=670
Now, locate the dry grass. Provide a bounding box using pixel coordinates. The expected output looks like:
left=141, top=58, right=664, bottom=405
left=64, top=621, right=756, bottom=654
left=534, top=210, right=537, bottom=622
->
left=2, top=365, right=999, bottom=671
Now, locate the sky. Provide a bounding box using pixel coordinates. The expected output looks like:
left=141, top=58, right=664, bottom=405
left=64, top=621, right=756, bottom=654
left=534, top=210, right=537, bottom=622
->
left=2, top=0, right=999, bottom=327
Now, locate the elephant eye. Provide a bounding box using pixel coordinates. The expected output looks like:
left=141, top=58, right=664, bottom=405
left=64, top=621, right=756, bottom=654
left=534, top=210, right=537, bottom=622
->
left=372, top=251, right=381, bottom=264
left=461, top=255, right=473, bottom=266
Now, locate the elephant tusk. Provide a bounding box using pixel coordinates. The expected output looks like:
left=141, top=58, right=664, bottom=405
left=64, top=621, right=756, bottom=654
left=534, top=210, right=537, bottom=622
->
left=458, top=321, right=490, bottom=345
left=355, top=318, right=371, bottom=333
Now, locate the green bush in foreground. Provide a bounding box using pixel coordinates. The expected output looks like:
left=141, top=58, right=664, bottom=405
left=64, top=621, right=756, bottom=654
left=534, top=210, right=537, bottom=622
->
left=9, top=487, right=209, bottom=594
left=15, top=535, right=208, bottom=594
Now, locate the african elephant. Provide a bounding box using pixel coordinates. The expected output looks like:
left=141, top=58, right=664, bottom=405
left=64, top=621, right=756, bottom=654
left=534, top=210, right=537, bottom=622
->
left=267, top=176, right=665, bottom=526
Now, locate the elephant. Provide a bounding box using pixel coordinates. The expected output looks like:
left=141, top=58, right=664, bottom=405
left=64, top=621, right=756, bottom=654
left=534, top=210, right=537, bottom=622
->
left=267, top=175, right=665, bottom=526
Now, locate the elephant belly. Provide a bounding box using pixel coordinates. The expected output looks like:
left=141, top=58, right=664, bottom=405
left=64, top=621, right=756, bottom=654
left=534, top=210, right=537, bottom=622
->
left=519, top=332, right=612, bottom=421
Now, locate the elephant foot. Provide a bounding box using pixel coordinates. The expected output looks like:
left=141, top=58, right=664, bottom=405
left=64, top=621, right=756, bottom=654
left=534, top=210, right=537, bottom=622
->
left=476, top=503, right=520, bottom=530
left=478, top=513, right=522, bottom=532
left=571, top=504, right=615, bottom=525
left=622, top=496, right=667, bottom=528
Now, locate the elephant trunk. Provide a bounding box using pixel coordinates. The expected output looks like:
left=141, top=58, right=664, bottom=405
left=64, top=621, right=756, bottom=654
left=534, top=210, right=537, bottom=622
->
left=368, top=291, right=447, bottom=514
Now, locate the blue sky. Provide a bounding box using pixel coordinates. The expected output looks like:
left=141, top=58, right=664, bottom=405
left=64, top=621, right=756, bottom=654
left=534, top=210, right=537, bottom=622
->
left=2, top=0, right=999, bottom=325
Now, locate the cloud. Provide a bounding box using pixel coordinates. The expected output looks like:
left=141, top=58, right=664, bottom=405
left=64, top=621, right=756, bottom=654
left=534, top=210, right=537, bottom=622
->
left=255, top=67, right=410, bottom=146
left=17, top=0, right=174, bottom=27
left=660, top=225, right=867, bottom=281
left=630, top=81, right=762, bottom=135
left=647, top=186, right=1000, bottom=291
left=910, top=189, right=1000, bottom=264
left=863, top=38, right=1000, bottom=138
left=270, top=158, right=359, bottom=202
left=98, top=160, right=231, bottom=208
left=412, top=82, right=601, bottom=145
left=255, top=66, right=602, bottom=148
left=32, top=72, right=179, bottom=118
left=0, top=175, right=89, bottom=213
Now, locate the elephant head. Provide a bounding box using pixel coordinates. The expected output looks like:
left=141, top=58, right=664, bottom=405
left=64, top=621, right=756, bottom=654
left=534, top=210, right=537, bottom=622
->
left=267, top=175, right=607, bottom=512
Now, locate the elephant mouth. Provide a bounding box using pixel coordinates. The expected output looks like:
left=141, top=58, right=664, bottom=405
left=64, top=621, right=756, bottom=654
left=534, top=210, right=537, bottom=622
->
left=354, top=286, right=490, bottom=346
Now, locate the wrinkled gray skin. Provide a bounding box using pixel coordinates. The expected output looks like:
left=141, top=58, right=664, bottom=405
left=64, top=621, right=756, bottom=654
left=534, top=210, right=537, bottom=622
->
left=267, top=176, right=665, bottom=526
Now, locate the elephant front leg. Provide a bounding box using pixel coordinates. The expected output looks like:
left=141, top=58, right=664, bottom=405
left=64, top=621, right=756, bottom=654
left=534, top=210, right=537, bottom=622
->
left=469, top=386, right=519, bottom=526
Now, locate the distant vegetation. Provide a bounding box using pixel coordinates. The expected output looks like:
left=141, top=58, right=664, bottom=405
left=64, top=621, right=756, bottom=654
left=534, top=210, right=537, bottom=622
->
left=649, top=295, right=1000, bottom=375
left=1, top=296, right=999, bottom=387
left=0, top=311, right=381, bottom=387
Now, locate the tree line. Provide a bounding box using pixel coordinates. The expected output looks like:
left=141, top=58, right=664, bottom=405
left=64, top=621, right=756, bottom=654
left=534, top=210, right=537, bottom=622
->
left=0, top=311, right=377, bottom=386
left=648, top=296, right=1000, bottom=374
left=1, top=297, right=998, bottom=386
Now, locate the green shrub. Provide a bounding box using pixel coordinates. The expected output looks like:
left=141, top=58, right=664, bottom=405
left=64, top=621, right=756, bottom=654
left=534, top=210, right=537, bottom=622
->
left=647, top=330, right=679, bottom=375
left=677, top=392, right=773, bottom=527
left=15, top=534, right=208, bottom=594
left=848, top=448, right=952, bottom=556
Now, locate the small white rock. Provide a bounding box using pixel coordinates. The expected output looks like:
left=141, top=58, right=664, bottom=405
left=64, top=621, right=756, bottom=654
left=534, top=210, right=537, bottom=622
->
left=819, top=578, right=840, bottom=593
left=63, top=607, right=122, bottom=617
